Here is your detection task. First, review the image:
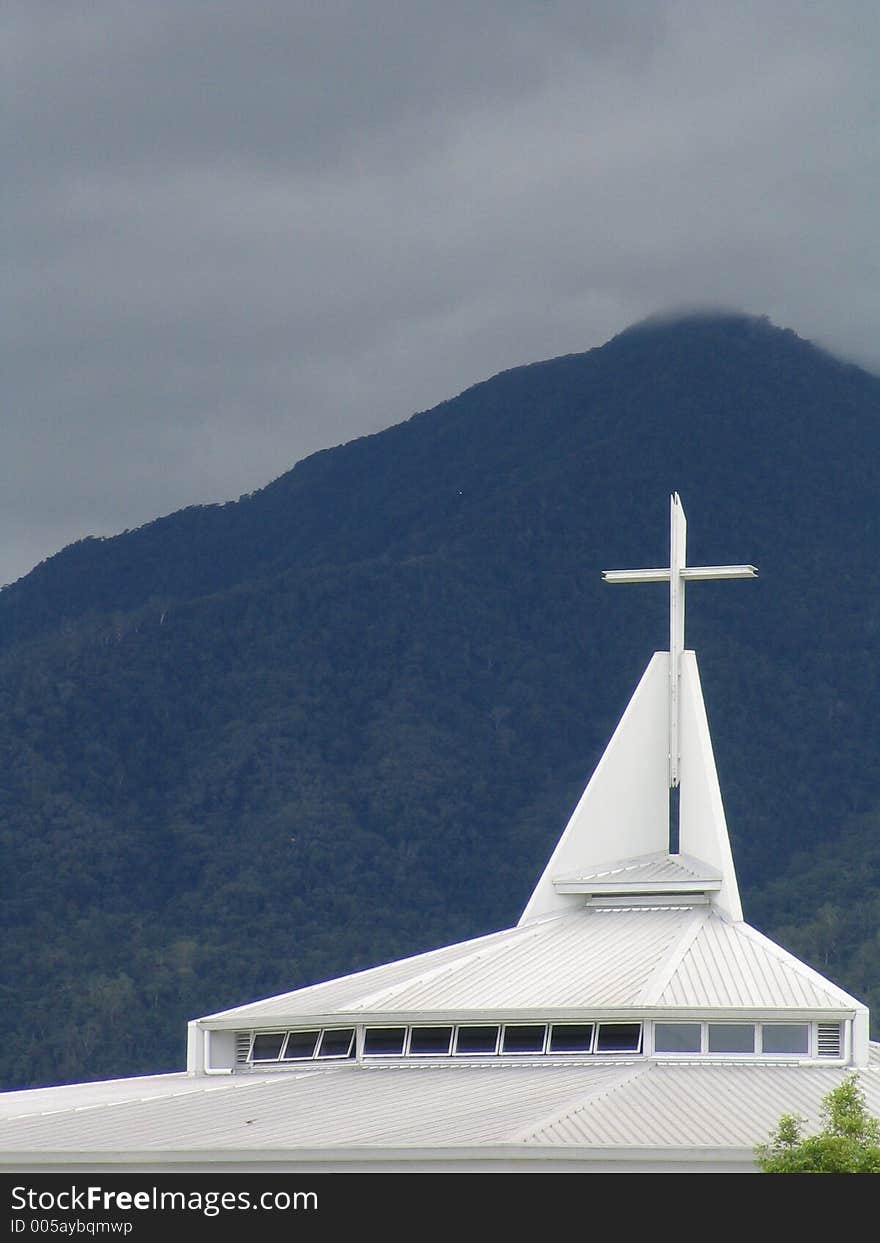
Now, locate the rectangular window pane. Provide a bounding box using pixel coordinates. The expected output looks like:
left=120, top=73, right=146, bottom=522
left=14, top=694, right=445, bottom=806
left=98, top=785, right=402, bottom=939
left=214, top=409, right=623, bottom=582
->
left=317, top=1028, right=355, bottom=1058
left=654, top=1023, right=702, bottom=1053
left=454, top=1026, right=499, bottom=1055
left=251, top=1033, right=285, bottom=1061
left=363, top=1027, right=407, bottom=1056
left=501, top=1025, right=546, bottom=1054
left=596, top=1023, right=642, bottom=1053
left=762, top=1024, right=809, bottom=1054
left=708, top=1023, right=755, bottom=1053
left=282, top=1030, right=319, bottom=1060
left=409, top=1026, right=453, bottom=1055
left=548, top=1024, right=594, bottom=1054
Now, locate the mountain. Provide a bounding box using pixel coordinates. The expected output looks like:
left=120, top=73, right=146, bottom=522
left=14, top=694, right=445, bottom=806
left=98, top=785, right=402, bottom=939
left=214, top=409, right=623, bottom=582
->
left=2, top=311, right=879, bottom=1089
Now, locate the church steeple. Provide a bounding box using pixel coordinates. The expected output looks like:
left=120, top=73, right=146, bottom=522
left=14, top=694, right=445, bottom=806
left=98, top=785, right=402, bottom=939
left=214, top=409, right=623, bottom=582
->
left=519, top=495, right=756, bottom=926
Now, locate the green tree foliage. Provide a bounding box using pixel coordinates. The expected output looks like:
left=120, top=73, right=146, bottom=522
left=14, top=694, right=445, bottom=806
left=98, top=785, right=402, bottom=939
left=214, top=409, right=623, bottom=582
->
left=756, top=1076, right=880, bottom=1173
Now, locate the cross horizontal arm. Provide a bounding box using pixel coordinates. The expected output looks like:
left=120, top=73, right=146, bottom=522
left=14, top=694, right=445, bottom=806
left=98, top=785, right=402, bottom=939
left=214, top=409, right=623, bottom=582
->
left=602, top=564, right=758, bottom=584
left=680, top=565, right=758, bottom=581
left=602, top=568, right=670, bottom=583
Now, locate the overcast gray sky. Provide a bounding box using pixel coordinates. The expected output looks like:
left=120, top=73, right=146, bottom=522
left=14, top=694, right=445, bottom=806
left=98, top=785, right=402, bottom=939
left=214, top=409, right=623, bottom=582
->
left=5, top=2, right=879, bottom=587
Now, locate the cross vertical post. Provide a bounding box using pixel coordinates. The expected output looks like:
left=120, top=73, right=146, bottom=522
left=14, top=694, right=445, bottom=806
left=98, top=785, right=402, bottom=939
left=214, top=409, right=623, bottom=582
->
left=668, top=494, right=686, bottom=787
left=603, top=494, right=757, bottom=789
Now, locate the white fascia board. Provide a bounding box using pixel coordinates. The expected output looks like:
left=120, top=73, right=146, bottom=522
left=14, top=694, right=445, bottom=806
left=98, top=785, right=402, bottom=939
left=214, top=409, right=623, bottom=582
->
left=203, top=1008, right=652, bottom=1032
left=0, top=1145, right=760, bottom=1172
left=644, top=1006, right=856, bottom=1023
left=201, top=1003, right=857, bottom=1034
left=556, top=879, right=719, bottom=894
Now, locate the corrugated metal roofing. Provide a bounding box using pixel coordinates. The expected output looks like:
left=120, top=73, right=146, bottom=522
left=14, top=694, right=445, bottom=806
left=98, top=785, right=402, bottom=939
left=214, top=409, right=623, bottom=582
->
left=0, top=1074, right=223, bottom=1120
left=201, top=906, right=858, bottom=1025
left=3, top=1058, right=878, bottom=1157
left=349, top=906, right=695, bottom=1011
left=661, top=915, right=860, bottom=1010
left=202, top=907, right=697, bottom=1022
left=0, top=1063, right=638, bottom=1151
left=523, top=1061, right=880, bottom=1149
left=200, top=923, right=527, bottom=1022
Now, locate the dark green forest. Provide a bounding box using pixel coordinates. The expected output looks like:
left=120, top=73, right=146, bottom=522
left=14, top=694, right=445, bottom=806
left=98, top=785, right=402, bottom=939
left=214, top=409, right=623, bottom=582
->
left=1, top=312, right=878, bottom=1089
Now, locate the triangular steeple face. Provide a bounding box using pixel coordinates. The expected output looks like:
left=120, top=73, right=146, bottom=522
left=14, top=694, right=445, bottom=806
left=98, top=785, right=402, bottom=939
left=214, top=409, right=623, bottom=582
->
left=518, top=649, right=742, bottom=924
left=519, top=653, right=669, bottom=924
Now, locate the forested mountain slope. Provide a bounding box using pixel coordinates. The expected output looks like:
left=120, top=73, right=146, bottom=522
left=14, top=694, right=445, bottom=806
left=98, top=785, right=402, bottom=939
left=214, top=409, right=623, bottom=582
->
left=2, top=312, right=878, bottom=1088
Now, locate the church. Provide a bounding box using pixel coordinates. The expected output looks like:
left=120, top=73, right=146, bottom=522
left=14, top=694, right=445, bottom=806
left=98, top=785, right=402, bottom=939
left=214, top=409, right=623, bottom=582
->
left=2, top=496, right=877, bottom=1172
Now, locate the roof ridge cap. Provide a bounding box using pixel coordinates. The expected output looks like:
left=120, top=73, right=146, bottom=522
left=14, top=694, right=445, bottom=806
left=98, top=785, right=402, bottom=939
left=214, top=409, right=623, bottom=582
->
left=637, top=906, right=708, bottom=1006
left=348, top=921, right=545, bottom=1012
left=196, top=924, right=522, bottom=1021
left=511, top=1061, right=651, bottom=1144
left=568, top=850, right=669, bottom=880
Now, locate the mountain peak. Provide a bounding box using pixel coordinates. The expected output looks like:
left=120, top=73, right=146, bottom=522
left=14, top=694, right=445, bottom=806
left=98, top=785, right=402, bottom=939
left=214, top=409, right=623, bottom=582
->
left=612, top=307, right=790, bottom=345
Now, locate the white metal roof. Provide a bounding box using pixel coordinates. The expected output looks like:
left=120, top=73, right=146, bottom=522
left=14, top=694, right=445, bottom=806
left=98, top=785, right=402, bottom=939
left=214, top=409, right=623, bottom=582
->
left=345, top=906, right=692, bottom=1013
left=2, top=1055, right=878, bottom=1164
left=198, top=903, right=697, bottom=1022
left=656, top=915, right=859, bottom=1010
left=199, top=923, right=535, bottom=1023
left=0, top=1073, right=218, bottom=1120
left=199, top=903, right=859, bottom=1027
left=522, top=1059, right=880, bottom=1149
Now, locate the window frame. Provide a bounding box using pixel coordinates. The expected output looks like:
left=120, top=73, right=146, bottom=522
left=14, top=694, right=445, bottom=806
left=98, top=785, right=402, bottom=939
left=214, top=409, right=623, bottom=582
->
left=653, top=1021, right=703, bottom=1054
left=281, top=1028, right=321, bottom=1061
left=547, top=1023, right=596, bottom=1055
left=248, top=1030, right=288, bottom=1062
left=452, top=1024, right=501, bottom=1056
left=362, top=1026, right=408, bottom=1058
left=758, top=1023, right=811, bottom=1056
left=406, top=1025, right=455, bottom=1057
left=650, top=1021, right=821, bottom=1059
left=500, top=1024, right=548, bottom=1056
left=315, top=1027, right=356, bottom=1060
left=595, top=1022, right=643, bottom=1054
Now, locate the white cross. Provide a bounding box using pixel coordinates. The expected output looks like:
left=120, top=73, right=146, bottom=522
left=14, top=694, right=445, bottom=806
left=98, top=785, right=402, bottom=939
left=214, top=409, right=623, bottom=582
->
left=602, top=493, right=757, bottom=787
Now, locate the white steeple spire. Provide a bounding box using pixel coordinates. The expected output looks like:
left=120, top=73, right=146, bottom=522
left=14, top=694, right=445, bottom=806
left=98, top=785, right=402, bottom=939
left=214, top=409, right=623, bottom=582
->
left=519, top=495, right=756, bottom=926
left=603, top=493, right=757, bottom=786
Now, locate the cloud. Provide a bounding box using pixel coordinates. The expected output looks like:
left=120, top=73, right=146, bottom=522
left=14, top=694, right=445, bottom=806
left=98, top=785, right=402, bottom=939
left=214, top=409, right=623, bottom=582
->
left=4, top=1, right=879, bottom=584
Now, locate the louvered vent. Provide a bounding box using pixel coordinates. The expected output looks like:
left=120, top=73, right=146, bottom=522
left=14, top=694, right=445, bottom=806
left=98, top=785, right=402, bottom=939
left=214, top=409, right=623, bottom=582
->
left=235, top=1031, right=252, bottom=1065
left=817, top=1023, right=842, bottom=1058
